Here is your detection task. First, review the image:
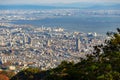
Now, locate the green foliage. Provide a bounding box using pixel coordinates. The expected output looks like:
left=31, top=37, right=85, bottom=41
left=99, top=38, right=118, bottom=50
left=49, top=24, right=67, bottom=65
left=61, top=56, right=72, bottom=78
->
left=10, top=68, right=48, bottom=80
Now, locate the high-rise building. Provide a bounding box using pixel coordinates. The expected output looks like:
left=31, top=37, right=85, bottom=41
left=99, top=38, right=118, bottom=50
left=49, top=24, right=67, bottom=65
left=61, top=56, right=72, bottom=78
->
left=46, top=40, right=51, bottom=47
left=76, top=38, right=81, bottom=51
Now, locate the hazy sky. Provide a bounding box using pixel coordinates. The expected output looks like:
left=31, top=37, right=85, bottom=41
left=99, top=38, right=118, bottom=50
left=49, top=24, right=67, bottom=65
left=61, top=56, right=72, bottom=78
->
left=0, top=0, right=120, bottom=5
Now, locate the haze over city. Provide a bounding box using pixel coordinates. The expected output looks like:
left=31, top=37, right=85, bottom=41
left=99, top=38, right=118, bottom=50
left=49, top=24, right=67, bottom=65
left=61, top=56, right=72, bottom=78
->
left=0, top=0, right=120, bottom=5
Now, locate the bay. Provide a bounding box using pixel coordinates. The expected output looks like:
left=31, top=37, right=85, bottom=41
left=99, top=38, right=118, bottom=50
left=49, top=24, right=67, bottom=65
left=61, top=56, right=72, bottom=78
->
left=11, top=16, right=120, bottom=34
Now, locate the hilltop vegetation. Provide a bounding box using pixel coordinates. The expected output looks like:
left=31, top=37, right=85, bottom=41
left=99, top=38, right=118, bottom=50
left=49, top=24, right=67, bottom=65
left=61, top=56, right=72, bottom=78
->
left=0, top=71, right=14, bottom=80
left=10, top=28, right=120, bottom=80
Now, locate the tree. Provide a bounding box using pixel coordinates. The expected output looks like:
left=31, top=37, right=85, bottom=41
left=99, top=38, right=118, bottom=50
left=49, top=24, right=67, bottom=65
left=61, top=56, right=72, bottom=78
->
left=0, top=74, right=9, bottom=80
left=10, top=68, right=48, bottom=80
left=0, top=71, right=15, bottom=79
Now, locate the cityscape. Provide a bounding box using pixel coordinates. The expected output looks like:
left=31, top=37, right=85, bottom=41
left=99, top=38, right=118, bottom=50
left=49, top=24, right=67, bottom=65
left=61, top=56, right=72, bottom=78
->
left=0, top=0, right=120, bottom=79
left=0, top=23, right=105, bottom=73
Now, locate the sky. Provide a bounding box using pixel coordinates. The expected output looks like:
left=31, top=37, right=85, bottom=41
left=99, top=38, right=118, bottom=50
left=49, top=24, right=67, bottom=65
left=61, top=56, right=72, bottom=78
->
left=0, top=0, right=120, bottom=5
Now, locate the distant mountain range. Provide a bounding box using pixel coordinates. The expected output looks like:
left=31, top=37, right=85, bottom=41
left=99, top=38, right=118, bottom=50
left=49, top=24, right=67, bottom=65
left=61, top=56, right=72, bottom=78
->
left=87, top=4, right=120, bottom=9
left=0, top=3, right=120, bottom=10
left=0, top=5, right=58, bottom=9
left=49, top=2, right=120, bottom=9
